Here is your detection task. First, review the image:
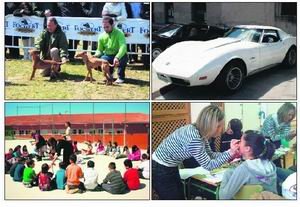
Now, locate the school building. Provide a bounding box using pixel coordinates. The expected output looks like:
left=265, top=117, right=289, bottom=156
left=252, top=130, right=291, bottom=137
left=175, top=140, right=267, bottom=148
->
left=152, top=2, right=296, bottom=35
left=5, top=113, right=150, bottom=149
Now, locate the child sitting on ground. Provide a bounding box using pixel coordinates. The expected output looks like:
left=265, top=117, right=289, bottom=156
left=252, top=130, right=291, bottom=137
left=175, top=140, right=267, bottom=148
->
left=81, top=141, right=93, bottom=155
left=128, top=145, right=141, bottom=161
left=115, top=146, right=130, bottom=159
left=38, top=163, right=54, bottom=191
left=110, top=142, right=121, bottom=158
left=219, top=131, right=277, bottom=199
left=13, top=145, right=22, bottom=158
left=22, top=145, right=30, bottom=158
left=65, top=154, right=85, bottom=193
left=23, top=159, right=37, bottom=187
left=123, top=159, right=140, bottom=190
left=105, top=141, right=112, bottom=155
left=95, top=140, right=105, bottom=155
left=101, top=162, right=127, bottom=194
left=83, top=160, right=101, bottom=191
left=55, top=162, right=67, bottom=190
left=12, top=157, right=26, bottom=182
left=137, top=153, right=150, bottom=180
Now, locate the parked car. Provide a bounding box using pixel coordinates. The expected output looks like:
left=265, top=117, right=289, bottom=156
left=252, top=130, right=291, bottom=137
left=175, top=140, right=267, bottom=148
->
left=153, top=25, right=296, bottom=93
left=152, top=23, right=226, bottom=59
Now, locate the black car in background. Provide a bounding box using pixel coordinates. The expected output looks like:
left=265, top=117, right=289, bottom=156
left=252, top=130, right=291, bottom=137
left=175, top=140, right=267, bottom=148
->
left=152, top=23, right=227, bottom=60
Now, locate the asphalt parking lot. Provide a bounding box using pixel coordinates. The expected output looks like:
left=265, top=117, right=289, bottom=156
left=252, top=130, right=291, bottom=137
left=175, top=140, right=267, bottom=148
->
left=152, top=65, right=296, bottom=100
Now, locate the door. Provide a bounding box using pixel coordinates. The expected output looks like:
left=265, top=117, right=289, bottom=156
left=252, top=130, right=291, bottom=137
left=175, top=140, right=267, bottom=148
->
left=259, top=29, right=285, bottom=67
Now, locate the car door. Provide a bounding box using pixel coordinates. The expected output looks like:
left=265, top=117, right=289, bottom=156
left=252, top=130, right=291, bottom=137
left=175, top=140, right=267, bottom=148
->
left=259, top=29, right=285, bottom=68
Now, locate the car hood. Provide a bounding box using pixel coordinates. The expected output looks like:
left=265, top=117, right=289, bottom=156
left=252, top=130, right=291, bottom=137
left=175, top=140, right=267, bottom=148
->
left=153, top=37, right=243, bottom=77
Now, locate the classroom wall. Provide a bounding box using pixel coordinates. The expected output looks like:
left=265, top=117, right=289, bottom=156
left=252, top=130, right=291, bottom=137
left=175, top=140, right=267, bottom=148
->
left=190, top=103, right=210, bottom=123
left=224, top=103, right=296, bottom=131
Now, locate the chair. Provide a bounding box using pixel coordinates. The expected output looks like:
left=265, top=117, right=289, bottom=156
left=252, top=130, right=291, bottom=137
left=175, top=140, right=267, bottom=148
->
left=233, top=184, right=263, bottom=199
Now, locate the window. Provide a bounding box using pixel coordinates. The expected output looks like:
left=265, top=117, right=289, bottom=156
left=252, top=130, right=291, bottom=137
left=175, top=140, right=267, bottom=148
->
left=262, top=30, right=280, bottom=43
left=98, top=129, right=104, bottom=134
left=116, top=129, right=124, bottom=134
left=191, top=3, right=206, bottom=23
left=281, top=3, right=296, bottom=16
left=78, top=129, right=84, bottom=134
left=105, top=128, right=114, bottom=135
left=25, top=130, right=31, bottom=135
left=19, top=130, right=25, bottom=135
left=165, top=3, right=174, bottom=23
left=72, top=129, right=77, bottom=134
left=89, top=129, right=96, bottom=134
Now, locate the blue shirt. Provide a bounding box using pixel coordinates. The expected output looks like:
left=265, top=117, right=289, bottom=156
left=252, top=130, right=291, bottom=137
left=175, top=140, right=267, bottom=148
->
left=13, top=163, right=25, bottom=182
left=55, top=169, right=66, bottom=189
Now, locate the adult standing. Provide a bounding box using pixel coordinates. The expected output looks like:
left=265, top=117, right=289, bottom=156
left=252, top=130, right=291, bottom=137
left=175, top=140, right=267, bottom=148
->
left=94, top=16, right=128, bottom=84
left=31, top=131, right=47, bottom=161
left=48, top=137, right=73, bottom=166
left=64, top=121, right=72, bottom=141
left=152, top=105, right=240, bottom=199
left=261, top=103, right=296, bottom=149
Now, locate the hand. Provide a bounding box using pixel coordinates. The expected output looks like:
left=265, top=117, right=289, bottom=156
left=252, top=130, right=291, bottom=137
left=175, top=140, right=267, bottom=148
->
left=113, top=58, right=120, bottom=67
left=229, top=139, right=240, bottom=156
left=61, top=57, right=68, bottom=64
left=44, top=9, right=52, bottom=17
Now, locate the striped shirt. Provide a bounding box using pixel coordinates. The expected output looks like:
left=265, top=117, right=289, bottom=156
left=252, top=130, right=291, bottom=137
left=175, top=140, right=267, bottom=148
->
left=153, top=124, right=232, bottom=171
left=261, top=114, right=291, bottom=142
left=103, top=170, right=127, bottom=194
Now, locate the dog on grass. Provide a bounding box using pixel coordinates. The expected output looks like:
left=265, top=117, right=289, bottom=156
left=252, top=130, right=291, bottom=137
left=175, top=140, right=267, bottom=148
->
left=29, top=49, right=62, bottom=80
left=74, top=51, right=115, bottom=85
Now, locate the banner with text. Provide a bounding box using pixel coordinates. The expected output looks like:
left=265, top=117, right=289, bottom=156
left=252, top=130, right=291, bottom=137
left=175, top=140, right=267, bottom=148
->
left=5, top=15, right=150, bottom=44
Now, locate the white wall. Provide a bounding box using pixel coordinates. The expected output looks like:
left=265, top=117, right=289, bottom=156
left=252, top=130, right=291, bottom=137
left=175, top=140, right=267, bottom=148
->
left=190, top=103, right=210, bottom=123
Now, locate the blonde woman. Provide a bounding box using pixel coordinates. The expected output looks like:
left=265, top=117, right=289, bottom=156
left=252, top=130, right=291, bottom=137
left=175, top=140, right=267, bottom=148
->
left=152, top=105, right=240, bottom=200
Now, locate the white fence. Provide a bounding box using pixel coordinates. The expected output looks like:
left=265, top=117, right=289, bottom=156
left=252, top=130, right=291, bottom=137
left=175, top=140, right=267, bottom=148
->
left=5, top=15, right=150, bottom=55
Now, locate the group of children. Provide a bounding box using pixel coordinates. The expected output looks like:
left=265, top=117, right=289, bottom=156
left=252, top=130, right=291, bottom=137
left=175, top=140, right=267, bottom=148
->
left=5, top=140, right=150, bottom=195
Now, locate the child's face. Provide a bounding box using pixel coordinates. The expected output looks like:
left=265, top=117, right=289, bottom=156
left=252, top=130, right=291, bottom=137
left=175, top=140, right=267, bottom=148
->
left=239, top=135, right=251, bottom=158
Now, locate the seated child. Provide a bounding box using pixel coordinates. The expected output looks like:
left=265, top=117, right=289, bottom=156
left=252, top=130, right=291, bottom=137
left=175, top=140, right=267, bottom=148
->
left=83, top=160, right=101, bottom=191
left=23, top=159, right=37, bottom=187
left=38, top=163, right=54, bottom=191
left=12, top=157, right=26, bottom=182
left=110, top=142, right=121, bottom=158
left=220, top=119, right=243, bottom=152
left=116, top=146, right=130, bottom=159
left=13, top=145, right=22, bottom=158
left=65, top=154, right=85, bottom=193
left=137, top=153, right=150, bottom=179
left=5, top=148, right=14, bottom=173
left=22, top=145, right=30, bottom=158
left=101, top=162, right=127, bottom=194
left=219, top=131, right=277, bottom=199
left=55, top=162, right=67, bottom=190
left=81, top=141, right=93, bottom=155
left=95, top=140, right=105, bottom=155
left=128, top=145, right=141, bottom=161
left=5, top=148, right=14, bottom=161
left=123, top=159, right=140, bottom=190
left=105, top=141, right=112, bottom=155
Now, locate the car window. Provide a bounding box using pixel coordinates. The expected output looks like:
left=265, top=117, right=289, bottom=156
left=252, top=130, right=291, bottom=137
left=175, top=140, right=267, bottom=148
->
left=262, top=30, right=280, bottom=43
left=225, top=28, right=262, bottom=42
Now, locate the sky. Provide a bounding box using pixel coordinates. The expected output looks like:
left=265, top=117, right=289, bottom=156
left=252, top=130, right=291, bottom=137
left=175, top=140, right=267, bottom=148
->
left=5, top=102, right=150, bottom=116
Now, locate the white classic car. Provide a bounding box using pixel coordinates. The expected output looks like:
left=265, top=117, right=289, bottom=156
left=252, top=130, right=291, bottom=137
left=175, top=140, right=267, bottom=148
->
left=153, top=25, right=296, bottom=92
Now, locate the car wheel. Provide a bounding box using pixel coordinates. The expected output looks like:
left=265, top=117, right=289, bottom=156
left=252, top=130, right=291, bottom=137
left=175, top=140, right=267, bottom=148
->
left=283, top=47, right=296, bottom=68
left=152, top=48, right=162, bottom=60
left=215, top=62, right=244, bottom=93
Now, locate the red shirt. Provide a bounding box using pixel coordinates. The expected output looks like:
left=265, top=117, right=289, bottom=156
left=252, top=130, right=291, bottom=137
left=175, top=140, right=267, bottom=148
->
left=123, top=168, right=140, bottom=190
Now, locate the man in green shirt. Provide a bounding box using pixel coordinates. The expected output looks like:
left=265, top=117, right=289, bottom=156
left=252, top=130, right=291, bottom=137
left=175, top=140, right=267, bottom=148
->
left=94, top=16, right=128, bottom=84
left=35, top=17, right=69, bottom=79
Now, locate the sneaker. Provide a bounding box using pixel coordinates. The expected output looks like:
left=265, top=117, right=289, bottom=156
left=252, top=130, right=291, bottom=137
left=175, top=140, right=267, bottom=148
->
left=114, top=78, right=125, bottom=84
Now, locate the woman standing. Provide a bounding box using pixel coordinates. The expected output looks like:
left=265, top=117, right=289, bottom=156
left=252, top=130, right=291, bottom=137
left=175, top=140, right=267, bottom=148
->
left=261, top=103, right=296, bottom=149
left=64, top=122, right=72, bottom=141
left=152, top=105, right=240, bottom=200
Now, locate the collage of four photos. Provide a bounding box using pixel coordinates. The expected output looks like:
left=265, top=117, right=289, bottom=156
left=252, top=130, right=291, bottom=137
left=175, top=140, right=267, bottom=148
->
left=3, top=0, right=298, bottom=202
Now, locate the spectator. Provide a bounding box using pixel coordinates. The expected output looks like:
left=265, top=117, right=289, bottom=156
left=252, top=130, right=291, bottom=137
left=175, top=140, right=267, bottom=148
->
left=102, top=3, right=127, bottom=21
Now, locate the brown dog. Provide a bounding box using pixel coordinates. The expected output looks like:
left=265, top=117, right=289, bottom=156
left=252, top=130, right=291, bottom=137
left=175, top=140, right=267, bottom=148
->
left=74, top=51, right=115, bottom=85
left=29, top=49, right=62, bottom=80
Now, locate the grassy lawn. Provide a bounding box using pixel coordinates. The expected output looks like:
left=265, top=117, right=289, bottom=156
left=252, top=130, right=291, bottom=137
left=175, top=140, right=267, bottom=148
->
left=5, top=59, right=149, bottom=99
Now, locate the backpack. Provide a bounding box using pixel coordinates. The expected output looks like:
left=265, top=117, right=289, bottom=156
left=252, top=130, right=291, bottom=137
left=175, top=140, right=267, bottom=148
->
left=38, top=173, right=51, bottom=191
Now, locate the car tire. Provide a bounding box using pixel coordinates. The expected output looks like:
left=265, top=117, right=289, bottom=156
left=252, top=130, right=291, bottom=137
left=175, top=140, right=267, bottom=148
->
left=215, top=61, right=244, bottom=93
left=283, top=46, right=296, bottom=68
left=152, top=48, right=162, bottom=60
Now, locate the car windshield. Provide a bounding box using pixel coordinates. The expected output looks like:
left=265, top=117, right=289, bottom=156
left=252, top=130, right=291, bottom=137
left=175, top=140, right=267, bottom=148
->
left=157, top=24, right=182, bottom=37
left=224, top=28, right=263, bottom=43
